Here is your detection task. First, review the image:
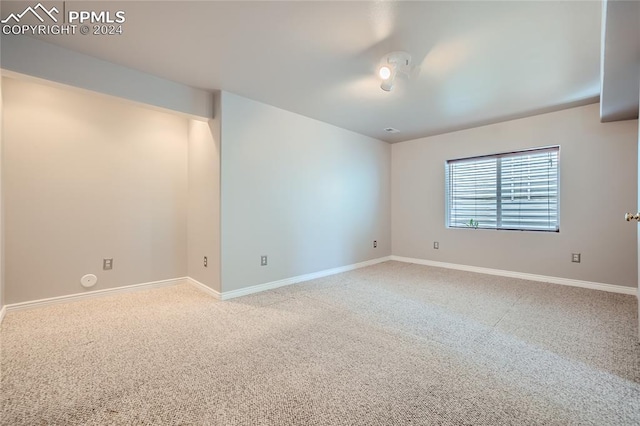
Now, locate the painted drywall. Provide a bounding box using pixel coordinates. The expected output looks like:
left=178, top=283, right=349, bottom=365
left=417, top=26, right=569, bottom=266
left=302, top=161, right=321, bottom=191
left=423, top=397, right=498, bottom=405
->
left=637, top=81, right=640, bottom=331
left=0, top=74, right=4, bottom=310
left=1, top=36, right=213, bottom=119
left=187, top=94, right=221, bottom=292
left=392, top=103, right=638, bottom=288
left=600, top=0, right=640, bottom=122
left=220, top=91, right=391, bottom=292
left=4, top=77, right=189, bottom=304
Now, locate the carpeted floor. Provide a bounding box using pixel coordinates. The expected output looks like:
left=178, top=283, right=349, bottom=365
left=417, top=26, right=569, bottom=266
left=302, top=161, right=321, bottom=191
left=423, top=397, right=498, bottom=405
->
left=1, top=261, right=639, bottom=425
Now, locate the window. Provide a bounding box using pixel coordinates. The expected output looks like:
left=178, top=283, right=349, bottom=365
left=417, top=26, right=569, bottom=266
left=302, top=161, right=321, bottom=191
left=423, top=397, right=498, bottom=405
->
left=446, top=146, right=559, bottom=232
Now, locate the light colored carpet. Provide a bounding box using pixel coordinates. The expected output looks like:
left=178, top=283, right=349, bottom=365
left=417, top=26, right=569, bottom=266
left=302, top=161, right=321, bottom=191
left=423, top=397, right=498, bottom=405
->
left=1, top=261, right=639, bottom=425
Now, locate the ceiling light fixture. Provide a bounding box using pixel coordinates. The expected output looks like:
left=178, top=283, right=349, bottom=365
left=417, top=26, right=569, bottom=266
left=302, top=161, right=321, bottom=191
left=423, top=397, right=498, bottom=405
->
left=378, top=51, right=413, bottom=92
left=379, top=65, right=392, bottom=80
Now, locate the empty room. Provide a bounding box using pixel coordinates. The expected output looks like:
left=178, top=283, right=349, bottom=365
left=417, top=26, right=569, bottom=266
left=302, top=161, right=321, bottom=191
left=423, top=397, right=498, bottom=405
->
left=1, top=1, right=639, bottom=424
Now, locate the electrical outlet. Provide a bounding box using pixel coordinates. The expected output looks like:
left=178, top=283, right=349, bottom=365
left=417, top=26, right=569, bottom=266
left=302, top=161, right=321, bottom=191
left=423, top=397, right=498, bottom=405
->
left=103, top=258, right=113, bottom=270
left=373, top=240, right=377, bottom=248
left=433, top=241, right=439, bottom=249
left=261, top=255, right=268, bottom=266
left=204, top=256, right=208, bottom=267
left=572, top=253, right=581, bottom=263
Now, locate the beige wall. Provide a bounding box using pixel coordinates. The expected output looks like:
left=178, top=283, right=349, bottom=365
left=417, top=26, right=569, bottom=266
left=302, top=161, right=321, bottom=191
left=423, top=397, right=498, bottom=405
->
left=4, top=78, right=189, bottom=304
left=7, top=77, right=634, bottom=304
left=187, top=94, right=221, bottom=292
left=392, top=103, right=638, bottom=287
left=220, top=91, right=391, bottom=292
left=0, top=76, right=4, bottom=309
left=637, top=83, right=640, bottom=326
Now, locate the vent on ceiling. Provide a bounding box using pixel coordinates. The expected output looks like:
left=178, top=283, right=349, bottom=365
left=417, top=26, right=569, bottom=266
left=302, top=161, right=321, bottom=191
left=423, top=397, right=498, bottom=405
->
left=384, top=127, right=400, bottom=133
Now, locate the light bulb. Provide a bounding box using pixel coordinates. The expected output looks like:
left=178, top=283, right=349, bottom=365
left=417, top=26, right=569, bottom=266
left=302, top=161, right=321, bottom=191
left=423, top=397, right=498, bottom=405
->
left=378, top=65, right=392, bottom=80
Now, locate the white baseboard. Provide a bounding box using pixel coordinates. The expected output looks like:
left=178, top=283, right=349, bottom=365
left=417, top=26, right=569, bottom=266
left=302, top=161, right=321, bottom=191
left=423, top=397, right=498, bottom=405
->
left=390, top=255, right=637, bottom=296
left=187, top=277, right=222, bottom=300
left=1, top=257, right=392, bottom=316
left=207, top=256, right=392, bottom=301
left=2, top=254, right=632, bottom=319
left=4, top=277, right=188, bottom=313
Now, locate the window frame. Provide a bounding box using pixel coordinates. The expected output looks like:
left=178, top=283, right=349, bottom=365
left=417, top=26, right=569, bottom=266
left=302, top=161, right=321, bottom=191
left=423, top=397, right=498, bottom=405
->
left=445, top=146, right=560, bottom=233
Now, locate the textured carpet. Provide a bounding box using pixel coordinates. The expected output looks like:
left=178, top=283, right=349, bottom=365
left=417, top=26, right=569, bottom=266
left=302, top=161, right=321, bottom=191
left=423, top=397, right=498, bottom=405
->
left=1, top=261, right=639, bottom=425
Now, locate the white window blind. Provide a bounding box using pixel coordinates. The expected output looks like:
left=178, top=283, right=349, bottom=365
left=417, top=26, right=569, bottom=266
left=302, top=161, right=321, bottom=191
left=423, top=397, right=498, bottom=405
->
left=446, top=147, right=559, bottom=232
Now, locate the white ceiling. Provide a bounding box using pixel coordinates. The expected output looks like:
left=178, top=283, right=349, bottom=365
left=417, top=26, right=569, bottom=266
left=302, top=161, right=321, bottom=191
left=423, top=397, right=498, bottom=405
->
left=4, top=1, right=603, bottom=142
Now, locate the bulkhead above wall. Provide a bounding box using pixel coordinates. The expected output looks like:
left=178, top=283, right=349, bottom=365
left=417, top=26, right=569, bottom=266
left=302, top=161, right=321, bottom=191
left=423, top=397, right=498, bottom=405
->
left=0, top=35, right=215, bottom=119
